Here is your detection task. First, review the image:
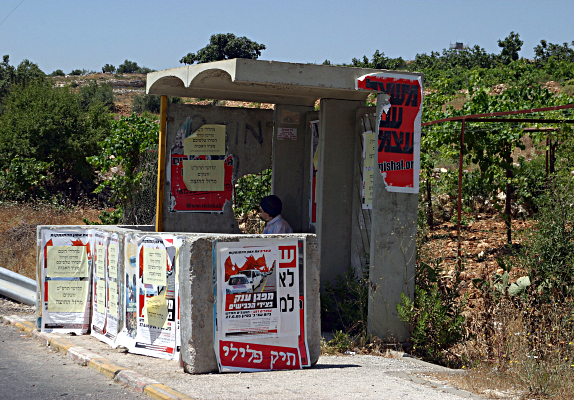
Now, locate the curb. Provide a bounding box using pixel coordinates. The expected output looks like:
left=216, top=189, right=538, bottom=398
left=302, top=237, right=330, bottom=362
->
left=1, top=315, right=196, bottom=400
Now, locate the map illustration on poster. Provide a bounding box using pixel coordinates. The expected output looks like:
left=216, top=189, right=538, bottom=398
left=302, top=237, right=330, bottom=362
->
left=214, top=238, right=309, bottom=372
left=356, top=73, right=423, bottom=193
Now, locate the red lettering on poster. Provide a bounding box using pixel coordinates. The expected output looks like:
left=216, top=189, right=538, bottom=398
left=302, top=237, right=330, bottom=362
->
left=170, top=154, right=233, bottom=211
left=356, top=75, right=422, bottom=190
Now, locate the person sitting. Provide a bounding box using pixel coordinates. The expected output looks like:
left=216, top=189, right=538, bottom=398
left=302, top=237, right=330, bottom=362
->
left=260, top=195, right=293, bottom=234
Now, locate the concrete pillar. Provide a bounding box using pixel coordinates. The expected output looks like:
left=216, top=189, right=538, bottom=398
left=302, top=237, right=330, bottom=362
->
left=272, top=105, right=314, bottom=233
left=316, top=99, right=363, bottom=285
left=368, top=168, right=418, bottom=342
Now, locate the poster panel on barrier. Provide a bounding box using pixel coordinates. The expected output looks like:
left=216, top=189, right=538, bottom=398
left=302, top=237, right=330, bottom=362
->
left=214, top=238, right=308, bottom=372
left=105, top=233, right=121, bottom=347
left=356, top=73, right=423, bottom=194
left=41, top=230, right=92, bottom=334
left=116, top=234, right=178, bottom=360
left=91, top=230, right=110, bottom=344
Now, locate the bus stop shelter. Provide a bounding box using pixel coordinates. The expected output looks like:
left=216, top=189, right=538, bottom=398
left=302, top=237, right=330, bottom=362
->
left=147, top=59, right=423, bottom=341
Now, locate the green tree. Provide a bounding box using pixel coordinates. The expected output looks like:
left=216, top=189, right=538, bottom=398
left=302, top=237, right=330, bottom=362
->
left=179, top=33, right=266, bottom=65
left=533, top=40, right=574, bottom=64
left=86, top=114, right=158, bottom=224
left=102, top=63, right=116, bottom=73
left=70, top=69, right=84, bottom=76
left=497, top=31, right=523, bottom=64
left=351, top=50, right=406, bottom=70
left=0, top=55, right=45, bottom=109
left=50, top=69, right=65, bottom=77
left=117, top=60, right=140, bottom=74
left=77, top=80, right=115, bottom=111
left=131, top=93, right=181, bottom=114
left=0, top=79, right=110, bottom=199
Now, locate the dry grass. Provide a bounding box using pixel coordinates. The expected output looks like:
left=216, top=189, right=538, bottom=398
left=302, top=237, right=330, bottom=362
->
left=0, top=202, right=101, bottom=279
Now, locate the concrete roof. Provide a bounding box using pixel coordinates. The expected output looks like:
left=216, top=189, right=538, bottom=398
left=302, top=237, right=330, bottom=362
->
left=147, top=59, right=422, bottom=106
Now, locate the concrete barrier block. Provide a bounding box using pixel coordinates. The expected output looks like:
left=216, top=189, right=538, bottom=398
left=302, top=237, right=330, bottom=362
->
left=179, top=234, right=320, bottom=373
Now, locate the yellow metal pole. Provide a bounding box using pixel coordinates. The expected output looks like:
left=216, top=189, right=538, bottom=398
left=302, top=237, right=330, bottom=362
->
left=155, top=95, right=168, bottom=232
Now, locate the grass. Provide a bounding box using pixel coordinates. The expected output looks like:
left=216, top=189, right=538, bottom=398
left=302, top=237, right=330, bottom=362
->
left=0, top=202, right=101, bottom=279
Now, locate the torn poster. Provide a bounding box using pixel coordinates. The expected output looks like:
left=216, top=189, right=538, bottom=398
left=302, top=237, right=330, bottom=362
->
left=356, top=73, right=423, bottom=193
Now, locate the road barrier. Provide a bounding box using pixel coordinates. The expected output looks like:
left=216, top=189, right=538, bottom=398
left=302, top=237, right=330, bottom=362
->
left=0, top=266, right=37, bottom=307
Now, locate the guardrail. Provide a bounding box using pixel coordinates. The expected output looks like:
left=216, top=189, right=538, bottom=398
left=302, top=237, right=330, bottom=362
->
left=0, top=267, right=37, bottom=308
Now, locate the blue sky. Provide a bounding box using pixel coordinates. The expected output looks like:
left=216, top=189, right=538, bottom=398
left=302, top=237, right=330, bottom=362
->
left=1, top=0, right=573, bottom=74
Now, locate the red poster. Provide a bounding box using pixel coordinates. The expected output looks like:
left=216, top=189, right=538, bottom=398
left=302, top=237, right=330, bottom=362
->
left=356, top=74, right=423, bottom=193
left=170, top=154, right=233, bottom=211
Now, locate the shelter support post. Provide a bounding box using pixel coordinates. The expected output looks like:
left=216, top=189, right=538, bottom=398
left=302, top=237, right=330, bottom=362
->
left=272, top=104, right=315, bottom=232
left=367, top=165, right=418, bottom=342
left=155, top=95, right=168, bottom=232
left=316, top=99, right=363, bottom=285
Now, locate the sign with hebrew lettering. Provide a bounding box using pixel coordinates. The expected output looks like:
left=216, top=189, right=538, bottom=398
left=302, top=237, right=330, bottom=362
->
left=41, top=230, right=93, bottom=334
left=356, top=73, right=423, bottom=193
left=183, top=124, right=226, bottom=156
left=115, top=234, right=178, bottom=360
left=170, top=154, right=234, bottom=212
left=181, top=160, right=225, bottom=192
left=215, top=238, right=309, bottom=372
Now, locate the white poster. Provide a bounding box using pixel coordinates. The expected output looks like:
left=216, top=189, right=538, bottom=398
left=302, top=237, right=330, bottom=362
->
left=214, top=238, right=309, bottom=372
left=41, top=230, right=92, bottom=334
left=91, top=230, right=110, bottom=344
left=116, top=234, right=178, bottom=360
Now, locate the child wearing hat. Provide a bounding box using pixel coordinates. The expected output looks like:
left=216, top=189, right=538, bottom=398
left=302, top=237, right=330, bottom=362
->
left=259, top=195, right=293, bottom=234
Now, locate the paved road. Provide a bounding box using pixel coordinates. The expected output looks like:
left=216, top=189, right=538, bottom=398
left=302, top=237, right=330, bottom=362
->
left=0, top=323, right=146, bottom=400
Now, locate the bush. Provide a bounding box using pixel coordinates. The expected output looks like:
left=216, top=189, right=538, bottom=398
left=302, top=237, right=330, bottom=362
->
left=102, top=64, right=116, bottom=74
left=131, top=94, right=181, bottom=114
left=321, top=265, right=369, bottom=337
left=50, top=69, right=65, bottom=77
left=397, top=257, right=466, bottom=367
left=0, top=79, right=109, bottom=200
left=86, top=114, right=158, bottom=224
left=117, top=60, right=152, bottom=74
left=69, top=69, right=84, bottom=76
left=0, top=156, right=51, bottom=200
left=233, top=169, right=271, bottom=217
left=519, top=178, right=574, bottom=301
left=78, top=80, right=115, bottom=111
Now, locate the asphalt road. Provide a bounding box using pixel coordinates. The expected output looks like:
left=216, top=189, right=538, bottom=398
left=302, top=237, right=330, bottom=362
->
left=0, top=323, right=146, bottom=400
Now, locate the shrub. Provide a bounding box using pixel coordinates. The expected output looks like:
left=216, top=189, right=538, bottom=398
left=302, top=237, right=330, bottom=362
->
left=233, top=169, right=271, bottom=218
left=0, top=156, right=51, bottom=200
left=86, top=114, right=158, bottom=225
left=321, top=265, right=369, bottom=337
left=50, top=69, right=65, bottom=77
left=0, top=79, right=109, bottom=200
left=102, top=64, right=116, bottom=74
left=69, top=69, right=84, bottom=76
left=78, top=80, right=114, bottom=111
left=131, top=94, right=181, bottom=114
